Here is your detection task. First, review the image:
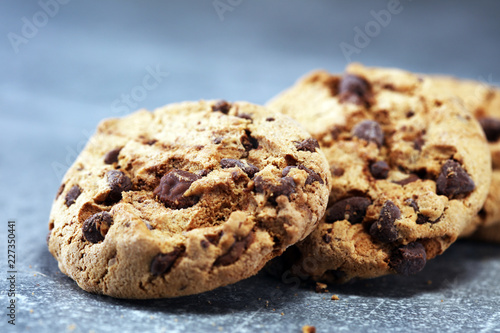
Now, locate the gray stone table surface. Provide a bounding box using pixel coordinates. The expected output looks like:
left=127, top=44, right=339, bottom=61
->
left=1, top=1, right=500, bottom=332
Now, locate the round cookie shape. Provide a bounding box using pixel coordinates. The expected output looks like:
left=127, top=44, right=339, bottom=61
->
left=419, top=75, right=500, bottom=237
left=267, top=63, right=491, bottom=282
left=47, top=100, right=331, bottom=298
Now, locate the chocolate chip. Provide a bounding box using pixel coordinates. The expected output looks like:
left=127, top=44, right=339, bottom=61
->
left=478, top=117, right=500, bottom=142
left=393, top=174, right=419, bottom=186
left=220, top=158, right=259, bottom=178
left=370, top=161, right=389, bottom=179
left=390, top=242, right=427, bottom=275
left=414, top=134, right=425, bottom=151
left=254, top=176, right=296, bottom=204
left=406, top=110, right=415, bottom=118
left=237, top=113, right=252, bottom=120
left=331, top=167, right=345, bottom=177
left=436, top=160, right=475, bottom=199
left=284, top=154, right=298, bottom=166
left=212, top=100, right=231, bottom=114
left=241, top=129, right=259, bottom=151
left=104, top=148, right=122, bottom=164
left=369, top=200, right=400, bottom=243
left=295, top=138, right=320, bottom=153
left=339, top=74, right=372, bottom=107
left=82, top=212, right=113, bottom=243
left=266, top=117, right=275, bottom=122
left=150, top=247, right=184, bottom=276
left=214, top=232, right=255, bottom=266
left=416, top=214, right=430, bottom=225
left=352, top=120, right=384, bottom=147
left=205, top=231, right=223, bottom=246
left=106, top=170, right=132, bottom=204
left=65, top=185, right=82, bottom=207
left=154, top=169, right=201, bottom=209
left=213, top=137, right=223, bottom=144
left=322, top=234, right=332, bottom=243
left=325, top=197, right=371, bottom=224
left=56, top=183, right=65, bottom=199
left=405, top=199, right=432, bottom=224
left=145, top=139, right=157, bottom=146
left=282, top=165, right=324, bottom=185
left=405, top=198, right=419, bottom=212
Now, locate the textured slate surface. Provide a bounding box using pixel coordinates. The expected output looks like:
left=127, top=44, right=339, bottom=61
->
left=1, top=1, right=500, bottom=332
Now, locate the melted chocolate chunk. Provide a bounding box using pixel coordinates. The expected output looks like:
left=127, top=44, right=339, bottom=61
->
left=212, top=100, right=231, bottom=114
left=282, top=165, right=324, bottom=185
left=220, top=158, right=259, bottom=178
left=478, top=117, right=500, bottom=142
left=325, top=197, right=371, bottom=224
left=82, top=212, right=113, bottom=243
left=338, top=74, right=372, bottom=107
left=106, top=170, right=133, bottom=204
left=154, top=169, right=201, bottom=209
left=390, top=242, right=427, bottom=275
left=150, top=247, right=184, bottom=276
left=352, top=120, right=384, bottom=147
left=65, top=185, right=82, bottom=207
left=393, top=174, right=419, bottom=186
left=369, top=200, right=400, bottom=243
left=266, top=117, right=275, bottom=122
left=295, top=138, right=320, bottom=153
left=104, top=147, right=122, bottom=164
left=214, top=232, right=255, bottom=266
left=436, top=160, right=475, bottom=199
left=254, top=176, right=296, bottom=204
left=241, top=130, right=259, bottom=151
left=370, top=161, right=389, bottom=179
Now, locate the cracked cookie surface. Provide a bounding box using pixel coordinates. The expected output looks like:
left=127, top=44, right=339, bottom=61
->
left=420, top=76, right=500, bottom=242
left=47, top=100, right=331, bottom=298
left=267, top=64, right=491, bottom=282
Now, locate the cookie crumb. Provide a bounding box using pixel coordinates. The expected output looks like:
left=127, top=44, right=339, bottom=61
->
left=302, top=325, right=316, bottom=333
left=67, top=324, right=76, bottom=331
left=331, top=295, right=340, bottom=300
left=29, top=309, right=34, bottom=313
left=427, top=280, right=432, bottom=285
left=281, top=312, right=284, bottom=316
left=315, top=282, right=329, bottom=293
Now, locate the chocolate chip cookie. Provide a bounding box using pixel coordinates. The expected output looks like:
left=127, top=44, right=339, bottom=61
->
left=420, top=75, right=500, bottom=241
left=47, top=100, right=331, bottom=298
left=266, top=63, right=491, bottom=282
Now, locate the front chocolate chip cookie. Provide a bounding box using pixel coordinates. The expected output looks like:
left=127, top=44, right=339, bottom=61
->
left=47, top=100, right=330, bottom=298
left=267, top=63, right=491, bottom=282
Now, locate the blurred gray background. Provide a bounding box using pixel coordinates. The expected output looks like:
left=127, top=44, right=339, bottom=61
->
left=1, top=1, right=500, bottom=332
